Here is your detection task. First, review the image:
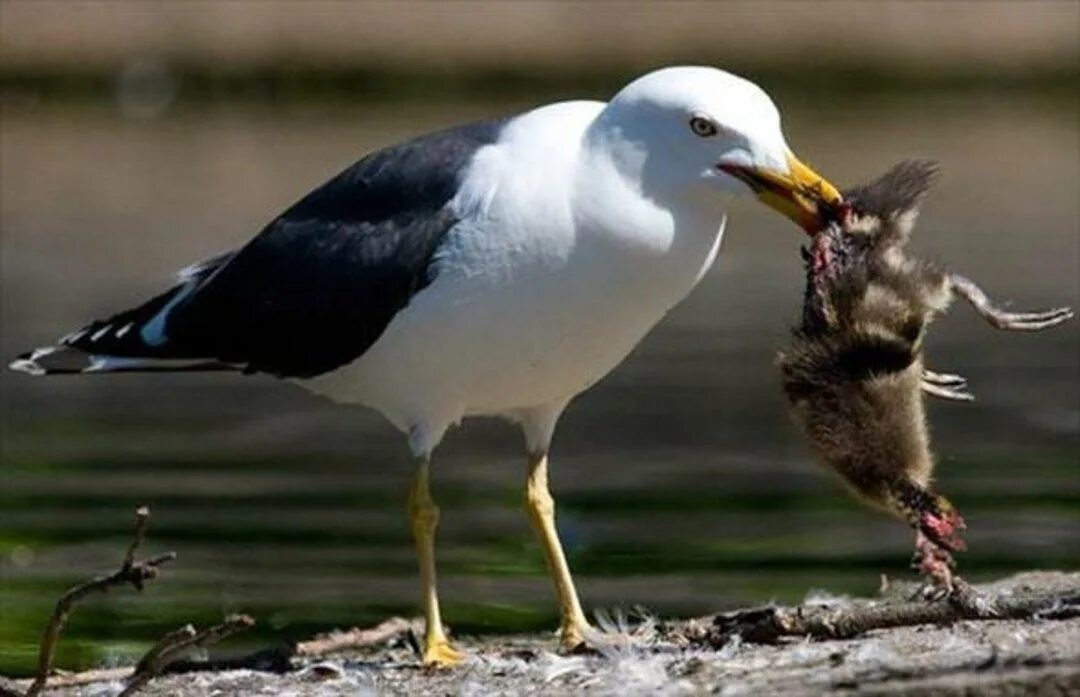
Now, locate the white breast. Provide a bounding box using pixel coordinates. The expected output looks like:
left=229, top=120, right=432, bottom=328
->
left=304, top=101, right=727, bottom=442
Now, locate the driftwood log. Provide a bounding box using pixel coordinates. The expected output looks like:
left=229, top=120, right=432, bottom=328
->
left=697, top=579, right=1080, bottom=647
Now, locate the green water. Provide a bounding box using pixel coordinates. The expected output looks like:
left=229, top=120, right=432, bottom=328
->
left=1, top=93, right=1077, bottom=676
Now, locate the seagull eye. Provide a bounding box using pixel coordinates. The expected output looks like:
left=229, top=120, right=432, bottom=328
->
left=689, top=116, right=718, bottom=138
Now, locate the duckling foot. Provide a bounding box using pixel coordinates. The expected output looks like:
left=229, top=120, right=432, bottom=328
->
left=985, top=306, right=1074, bottom=332
left=921, top=369, right=975, bottom=401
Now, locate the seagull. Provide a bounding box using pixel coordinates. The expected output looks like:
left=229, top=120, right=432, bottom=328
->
left=11, top=66, right=841, bottom=667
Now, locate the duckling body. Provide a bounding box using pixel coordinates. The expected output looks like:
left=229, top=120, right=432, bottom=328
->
left=779, top=161, right=1072, bottom=590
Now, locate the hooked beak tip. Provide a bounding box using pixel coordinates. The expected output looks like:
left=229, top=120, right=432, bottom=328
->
left=719, top=155, right=843, bottom=234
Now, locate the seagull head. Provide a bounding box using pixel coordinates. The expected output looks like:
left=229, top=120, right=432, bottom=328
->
left=593, top=66, right=843, bottom=233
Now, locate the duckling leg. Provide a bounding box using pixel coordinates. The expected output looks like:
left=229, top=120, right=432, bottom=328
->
left=923, top=369, right=966, bottom=386
left=950, top=274, right=1074, bottom=331
left=922, top=369, right=975, bottom=402
left=923, top=382, right=974, bottom=401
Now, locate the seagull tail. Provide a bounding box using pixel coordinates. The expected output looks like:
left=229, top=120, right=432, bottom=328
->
left=9, top=346, right=237, bottom=376
left=10, top=253, right=241, bottom=376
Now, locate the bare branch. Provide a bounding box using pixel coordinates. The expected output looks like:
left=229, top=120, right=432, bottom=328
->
left=120, top=615, right=255, bottom=697
left=24, top=506, right=176, bottom=697
left=294, top=616, right=415, bottom=657
left=187, top=614, right=257, bottom=651
left=8, top=617, right=409, bottom=693
left=14, top=668, right=134, bottom=691
left=132, top=625, right=198, bottom=676
left=123, top=506, right=151, bottom=571
left=700, top=582, right=1080, bottom=646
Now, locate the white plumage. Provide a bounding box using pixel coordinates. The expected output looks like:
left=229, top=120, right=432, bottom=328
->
left=305, top=67, right=824, bottom=458
left=306, top=97, right=731, bottom=455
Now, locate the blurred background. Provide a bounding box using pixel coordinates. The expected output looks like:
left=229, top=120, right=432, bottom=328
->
left=1, top=1, right=1077, bottom=676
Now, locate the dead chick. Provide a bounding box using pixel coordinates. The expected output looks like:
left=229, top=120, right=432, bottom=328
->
left=777, top=160, right=1073, bottom=594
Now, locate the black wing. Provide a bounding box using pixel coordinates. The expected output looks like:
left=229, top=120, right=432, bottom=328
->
left=18, top=117, right=509, bottom=378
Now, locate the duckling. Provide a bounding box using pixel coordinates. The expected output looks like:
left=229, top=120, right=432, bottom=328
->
left=778, top=160, right=1073, bottom=593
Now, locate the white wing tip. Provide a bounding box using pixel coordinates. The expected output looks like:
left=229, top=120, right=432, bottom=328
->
left=9, top=357, right=47, bottom=376
left=9, top=346, right=63, bottom=375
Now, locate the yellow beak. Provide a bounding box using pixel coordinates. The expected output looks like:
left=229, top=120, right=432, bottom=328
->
left=720, top=152, right=843, bottom=233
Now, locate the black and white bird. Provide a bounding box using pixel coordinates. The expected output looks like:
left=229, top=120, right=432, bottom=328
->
left=11, top=66, right=841, bottom=666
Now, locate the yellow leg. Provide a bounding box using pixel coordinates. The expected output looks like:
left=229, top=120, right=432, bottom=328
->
left=525, top=451, right=592, bottom=650
left=408, top=459, right=464, bottom=668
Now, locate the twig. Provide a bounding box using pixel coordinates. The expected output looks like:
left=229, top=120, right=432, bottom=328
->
left=703, top=583, right=1080, bottom=646
left=7, top=617, right=411, bottom=691
left=119, top=615, right=255, bottom=696
left=11, top=668, right=134, bottom=691
left=130, top=615, right=413, bottom=679
left=24, top=506, right=176, bottom=697
left=132, top=625, right=198, bottom=675
left=294, top=616, right=415, bottom=657
left=138, top=615, right=410, bottom=680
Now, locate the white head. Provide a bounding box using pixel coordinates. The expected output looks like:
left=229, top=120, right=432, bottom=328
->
left=589, top=66, right=841, bottom=232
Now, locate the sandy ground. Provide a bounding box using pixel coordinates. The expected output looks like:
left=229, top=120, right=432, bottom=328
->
left=17, top=571, right=1077, bottom=697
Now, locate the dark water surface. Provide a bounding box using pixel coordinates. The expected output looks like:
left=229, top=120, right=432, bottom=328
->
left=1, top=96, right=1077, bottom=674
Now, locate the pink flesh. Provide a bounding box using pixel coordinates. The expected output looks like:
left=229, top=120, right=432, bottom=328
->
left=914, top=532, right=956, bottom=592
left=920, top=509, right=967, bottom=551
left=806, top=202, right=852, bottom=278
left=809, top=233, right=832, bottom=275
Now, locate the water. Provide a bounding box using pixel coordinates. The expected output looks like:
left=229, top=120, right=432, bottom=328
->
left=1, top=95, right=1077, bottom=675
